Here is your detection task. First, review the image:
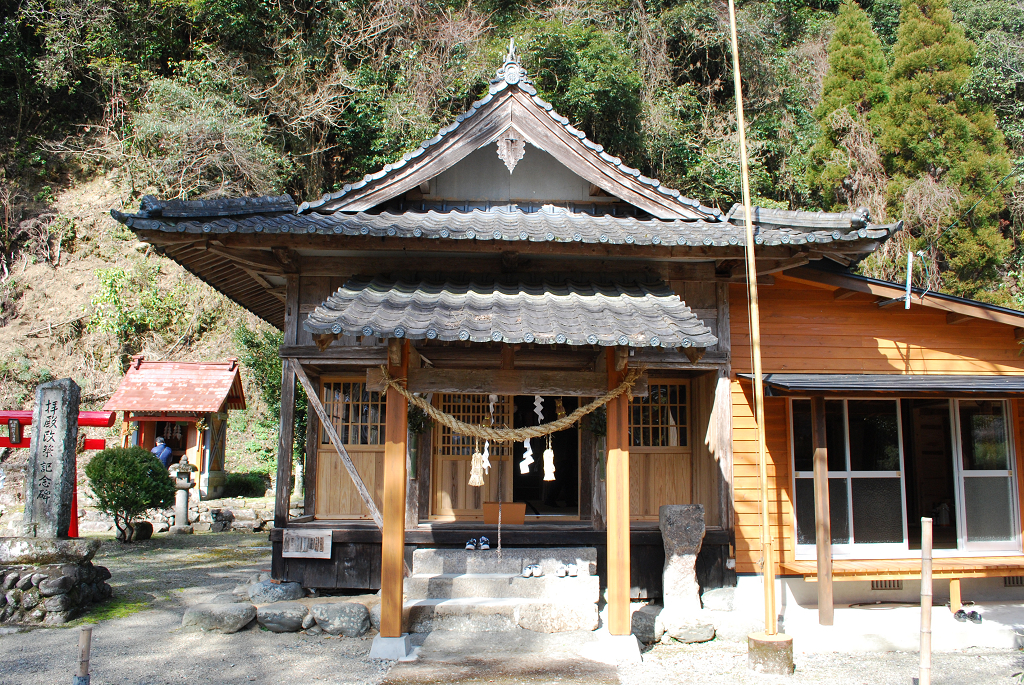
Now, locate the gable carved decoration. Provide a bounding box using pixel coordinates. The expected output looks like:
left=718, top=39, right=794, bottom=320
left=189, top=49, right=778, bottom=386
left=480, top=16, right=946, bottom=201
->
left=496, top=128, right=526, bottom=174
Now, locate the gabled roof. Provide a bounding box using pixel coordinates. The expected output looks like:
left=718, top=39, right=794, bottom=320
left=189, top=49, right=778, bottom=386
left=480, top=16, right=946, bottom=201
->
left=303, top=276, right=719, bottom=348
left=116, top=205, right=898, bottom=250
left=103, top=356, right=246, bottom=413
left=298, top=41, right=722, bottom=221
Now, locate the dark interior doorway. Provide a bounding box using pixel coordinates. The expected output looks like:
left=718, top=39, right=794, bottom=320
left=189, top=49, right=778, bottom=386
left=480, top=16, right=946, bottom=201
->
left=902, top=399, right=958, bottom=549
left=511, top=395, right=579, bottom=516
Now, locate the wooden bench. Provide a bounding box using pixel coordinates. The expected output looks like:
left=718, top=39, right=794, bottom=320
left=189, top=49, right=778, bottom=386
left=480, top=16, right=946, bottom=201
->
left=781, top=558, right=1024, bottom=612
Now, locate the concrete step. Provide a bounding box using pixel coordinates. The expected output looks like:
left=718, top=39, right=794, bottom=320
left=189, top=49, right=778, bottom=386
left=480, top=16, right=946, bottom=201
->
left=405, top=572, right=599, bottom=601
left=411, top=547, right=597, bottom=577
left=403, top=598, right=600, bottom=633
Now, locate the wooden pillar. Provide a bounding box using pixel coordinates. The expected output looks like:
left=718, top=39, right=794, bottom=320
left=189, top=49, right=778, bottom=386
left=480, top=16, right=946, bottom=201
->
left=275, top=361, right=296, bottom=527
left=949, top=578, right=961, bottom=613
left=810, top=396, right=834, bottom=626
left=139, top=421, right=156, bottom=450
left=380, top=338, right=409, bottom=638
left=606, top=347, right=630, bottom=636
left=275, top=274, right=300, bottom=528
left=304, top=372, right=320, bottom=517
left=121, top=412, right=132, bottom=448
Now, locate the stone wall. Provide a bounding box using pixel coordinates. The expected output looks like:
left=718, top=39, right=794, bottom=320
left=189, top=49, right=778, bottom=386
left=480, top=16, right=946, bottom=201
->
left=1, top=561, right=112, bottom=625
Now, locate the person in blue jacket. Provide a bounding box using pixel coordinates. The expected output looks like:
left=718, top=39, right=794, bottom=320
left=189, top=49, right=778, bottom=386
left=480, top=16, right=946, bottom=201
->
left=152, top=436, right=173, bottom=468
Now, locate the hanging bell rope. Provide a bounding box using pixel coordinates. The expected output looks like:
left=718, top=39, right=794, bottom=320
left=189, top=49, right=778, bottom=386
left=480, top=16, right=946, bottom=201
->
left=378, top=366, right=644, bottom=441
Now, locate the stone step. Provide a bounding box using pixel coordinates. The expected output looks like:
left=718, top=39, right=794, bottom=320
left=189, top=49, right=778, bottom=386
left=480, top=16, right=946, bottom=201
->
left=405, top=572, right=599, bottom=601
left=411, top=547, right=597, bottom=577
left=402, top=598, right=600, bottom=633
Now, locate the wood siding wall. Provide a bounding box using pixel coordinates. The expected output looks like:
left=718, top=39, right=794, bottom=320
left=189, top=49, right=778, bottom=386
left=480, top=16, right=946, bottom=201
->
left=729, top=275, right=1024, bottom=574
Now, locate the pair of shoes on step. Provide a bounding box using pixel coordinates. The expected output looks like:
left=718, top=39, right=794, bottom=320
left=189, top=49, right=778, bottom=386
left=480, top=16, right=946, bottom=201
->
left=521, top=564, right=544, bottom=578
left=953, top=609, right=982, bottom=624
left=556, top=563, right=578, bottom=578
left=465, top=537, right=490, bottom=550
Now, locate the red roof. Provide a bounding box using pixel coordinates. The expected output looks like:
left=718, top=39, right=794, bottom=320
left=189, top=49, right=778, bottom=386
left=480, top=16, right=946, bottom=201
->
left=103, top=356, right=246, bottom=413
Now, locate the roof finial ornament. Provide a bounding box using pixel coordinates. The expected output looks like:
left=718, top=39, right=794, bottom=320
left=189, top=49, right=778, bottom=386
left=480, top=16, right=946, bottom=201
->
left=495, top=37, right=528, bottom=86
left=505, top=37, right=518, bottom=66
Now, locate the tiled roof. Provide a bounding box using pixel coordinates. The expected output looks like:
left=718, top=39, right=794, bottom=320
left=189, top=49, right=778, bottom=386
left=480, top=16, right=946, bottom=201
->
left=725, top=204, right=872, bottom=230
left=297, top=43, right=721, bottom=221
left=114, top=195, right=297, bottom=221
left=113, top=206, right=901, bottom=249
left=303, top=277, right=720, bottom=349
left=103, top=357, right=246, bottom=413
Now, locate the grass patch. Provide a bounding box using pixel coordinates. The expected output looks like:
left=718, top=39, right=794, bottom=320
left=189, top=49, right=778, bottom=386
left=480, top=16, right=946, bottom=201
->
left=67, top=596, right=151, bottom=626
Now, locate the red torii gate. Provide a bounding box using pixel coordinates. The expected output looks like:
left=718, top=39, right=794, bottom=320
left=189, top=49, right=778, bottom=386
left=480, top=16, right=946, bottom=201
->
left=0, top=409, right=115, bottom=537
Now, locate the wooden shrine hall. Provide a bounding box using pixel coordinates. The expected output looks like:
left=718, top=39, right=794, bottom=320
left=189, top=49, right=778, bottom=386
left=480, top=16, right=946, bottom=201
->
left=110, top=42, right=1024, bottom=644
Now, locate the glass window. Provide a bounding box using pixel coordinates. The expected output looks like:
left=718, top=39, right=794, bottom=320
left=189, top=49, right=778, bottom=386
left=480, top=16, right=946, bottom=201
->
left=791, top=399, right=846, bottom=472
left=959, top=400, right=1010, bottom=470
left=848, top=400, right=901, bottom=471
left=851, top=478, right=904, bottom=543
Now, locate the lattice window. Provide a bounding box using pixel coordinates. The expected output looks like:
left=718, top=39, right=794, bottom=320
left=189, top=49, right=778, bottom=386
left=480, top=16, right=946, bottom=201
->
left=629, top=382, right=688, bottom=448
left=321, top=381, right=386, bottom=445
left=436, top=394, right=513, bottom=459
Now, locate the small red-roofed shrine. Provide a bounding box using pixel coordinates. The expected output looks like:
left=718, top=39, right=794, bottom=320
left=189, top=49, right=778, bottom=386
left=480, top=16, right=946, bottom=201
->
left=103, top=355, right=246, bottom=500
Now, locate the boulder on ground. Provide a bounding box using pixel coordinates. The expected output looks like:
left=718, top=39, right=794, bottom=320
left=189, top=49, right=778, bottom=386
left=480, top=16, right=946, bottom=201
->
left=631, top=604, right=665, bottom=644
left=182, top=603, right=256, bottom=633
left=0, top=538, right=101, bottom=565
left=209, top=593, right=249, bottom=605
left=311, top=602, right=370, bottom=637
left=257, top=601, right=308, bottom=633
left=661, top=608, right=715, bottom=644
left=248, top=580, right=304, bottom=604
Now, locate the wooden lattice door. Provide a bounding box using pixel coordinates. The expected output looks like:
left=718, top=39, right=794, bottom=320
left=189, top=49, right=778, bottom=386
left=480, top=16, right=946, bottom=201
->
left=628, top=380, right=692, bottom=519
left=431, top=393, right=513, bottom=519
left=314, top=379, right=386, bottom=519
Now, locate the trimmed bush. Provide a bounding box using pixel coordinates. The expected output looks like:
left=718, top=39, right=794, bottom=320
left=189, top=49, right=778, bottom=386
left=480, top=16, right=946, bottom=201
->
left=84, top=447, right=175, bottom=542
left=223, top=472, right=270, bottom=498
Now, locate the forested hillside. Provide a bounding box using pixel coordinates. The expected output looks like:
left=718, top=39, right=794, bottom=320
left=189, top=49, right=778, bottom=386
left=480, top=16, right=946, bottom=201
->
left=0, top=0, right=1021, bottom=411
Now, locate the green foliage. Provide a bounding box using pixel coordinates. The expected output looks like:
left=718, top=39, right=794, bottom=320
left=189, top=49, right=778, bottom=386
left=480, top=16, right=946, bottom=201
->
left=84, top=446, right=175, bottom=542
left=88, top=261, right=224, bottom=369
left=808, top=0, right=889, bottom=209
left=233, top=323, right=306, bottom=464
left=222, top=471, right=270, bottom=498
left=880, top=0, right=1013, bottom=300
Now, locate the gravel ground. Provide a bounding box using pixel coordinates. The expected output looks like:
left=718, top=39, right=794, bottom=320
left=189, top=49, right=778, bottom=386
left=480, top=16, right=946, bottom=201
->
left=0, top=533, right=391, bottom=685
left=1, top=534, right=1022, bottom=684
left=620, top=638, right=1024, bottom=684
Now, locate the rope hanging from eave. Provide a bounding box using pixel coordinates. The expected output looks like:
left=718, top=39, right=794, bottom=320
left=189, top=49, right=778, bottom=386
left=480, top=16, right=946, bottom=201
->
left=377, top=365, right=644, bottom=441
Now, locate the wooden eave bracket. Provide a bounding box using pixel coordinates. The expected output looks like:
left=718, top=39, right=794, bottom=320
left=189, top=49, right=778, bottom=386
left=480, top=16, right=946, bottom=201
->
left=682, top=346, right=706, bottom=364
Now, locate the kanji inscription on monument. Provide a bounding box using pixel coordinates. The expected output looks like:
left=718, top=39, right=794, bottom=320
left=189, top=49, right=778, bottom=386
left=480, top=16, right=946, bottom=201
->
left=23, top=378, right=80, bottom=538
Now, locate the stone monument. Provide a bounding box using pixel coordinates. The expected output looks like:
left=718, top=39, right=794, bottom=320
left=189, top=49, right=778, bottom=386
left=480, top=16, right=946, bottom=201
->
left=22, top=379, right=80, bottom=539
left=641, top=504, right=715, bottom=644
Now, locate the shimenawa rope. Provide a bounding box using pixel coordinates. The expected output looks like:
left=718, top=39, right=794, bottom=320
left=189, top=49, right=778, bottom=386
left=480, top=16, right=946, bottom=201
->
left=377, top=366, right=643, bottom=441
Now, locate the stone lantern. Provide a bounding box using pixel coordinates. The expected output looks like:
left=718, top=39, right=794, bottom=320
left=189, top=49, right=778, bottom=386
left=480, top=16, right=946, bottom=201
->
left=169, top=462, right=197, bottom=534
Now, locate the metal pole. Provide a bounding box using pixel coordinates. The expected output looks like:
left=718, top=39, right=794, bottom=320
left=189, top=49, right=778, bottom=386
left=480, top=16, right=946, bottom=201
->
left=920, top=517, right=933, bottom=685
left=727, top=0, right=775, bottom=636
left=73, top=625, right=92, bottom=685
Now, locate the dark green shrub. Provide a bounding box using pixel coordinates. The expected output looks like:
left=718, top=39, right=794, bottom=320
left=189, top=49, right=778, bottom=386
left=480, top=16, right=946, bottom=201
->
left=222, top=471, right=270, bottom=498
left=84, top=447, right=175, bottom=543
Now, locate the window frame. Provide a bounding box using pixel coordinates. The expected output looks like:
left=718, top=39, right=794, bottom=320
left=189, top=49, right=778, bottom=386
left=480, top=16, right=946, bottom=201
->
left=789, top=396, right=1022, bottom=560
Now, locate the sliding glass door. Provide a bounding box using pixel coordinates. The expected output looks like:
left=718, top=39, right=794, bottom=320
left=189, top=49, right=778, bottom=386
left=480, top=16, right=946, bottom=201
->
left=792, top=397, right=1020, bottom=557
left=956, top=400, right=1018, bottom=550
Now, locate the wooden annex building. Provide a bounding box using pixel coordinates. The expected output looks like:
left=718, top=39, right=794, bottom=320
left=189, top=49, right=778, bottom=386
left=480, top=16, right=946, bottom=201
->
left=112, top=45, right=1024, bottom=639
left=104, top=356, right=246, bottom=500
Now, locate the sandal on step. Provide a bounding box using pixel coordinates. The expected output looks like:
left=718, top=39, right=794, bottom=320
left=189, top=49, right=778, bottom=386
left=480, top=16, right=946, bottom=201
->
left=478, top=536, right=490, bottom=550
left=466, top=538, right=477, bottom=550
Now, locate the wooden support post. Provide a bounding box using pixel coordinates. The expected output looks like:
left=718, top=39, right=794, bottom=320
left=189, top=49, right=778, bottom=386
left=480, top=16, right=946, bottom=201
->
left=274, top=359, right=296, bottom=528
left=949, top=577, right=961, bottom=613
left=303, top=371, right=320, bottom=516
left=920, top=517, right=933, bottom=685
left=606, top=348, right=631, bottom=636
left=75, top=625, right=92, bottom=684
left=381, top=338, right=409, bottom=639
left=810, top=396, right=834, bottom=626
